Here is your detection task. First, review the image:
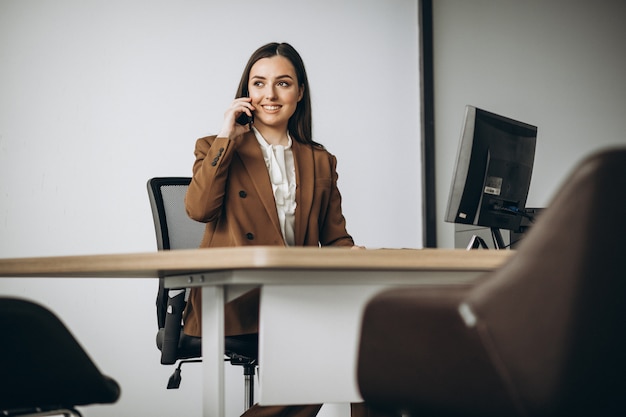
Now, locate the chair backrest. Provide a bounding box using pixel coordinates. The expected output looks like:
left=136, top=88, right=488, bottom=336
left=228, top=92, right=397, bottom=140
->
left=147, top=177, right=206, bottom=362
left=0, top=297, right=120, bottom=414
left=147, top=177, right=205, bottom=251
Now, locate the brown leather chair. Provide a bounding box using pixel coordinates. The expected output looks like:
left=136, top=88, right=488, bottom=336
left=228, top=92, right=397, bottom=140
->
left=357, top=148, right=626, bottom=417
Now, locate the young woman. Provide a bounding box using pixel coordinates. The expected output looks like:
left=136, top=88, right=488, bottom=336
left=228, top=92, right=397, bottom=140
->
left=184, top=42, right=376, bottom=417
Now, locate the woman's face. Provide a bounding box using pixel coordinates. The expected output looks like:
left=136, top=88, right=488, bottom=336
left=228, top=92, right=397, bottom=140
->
left=247, top=55, right=303, bottom=132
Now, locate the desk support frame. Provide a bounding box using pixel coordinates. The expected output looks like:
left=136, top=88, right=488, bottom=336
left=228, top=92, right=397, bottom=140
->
left=202, top=285, right=225, bottom=417
left=164, top=267, right=488, bottom=415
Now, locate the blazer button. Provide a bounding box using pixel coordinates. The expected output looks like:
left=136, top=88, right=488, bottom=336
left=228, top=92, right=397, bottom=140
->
left=239, top=190, right=247, bottom=198
left=245, top=233, right=254, bottom=240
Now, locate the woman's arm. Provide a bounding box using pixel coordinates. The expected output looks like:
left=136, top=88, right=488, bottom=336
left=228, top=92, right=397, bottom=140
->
left=185, top=135, right=235, bottom=222
left=186, top=98, right=255, bottom=222
left=320, top=153, right=355, bottom=247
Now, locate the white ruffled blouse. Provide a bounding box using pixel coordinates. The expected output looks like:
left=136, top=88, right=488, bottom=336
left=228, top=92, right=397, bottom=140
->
left=252, top=127, right=297, bottom=246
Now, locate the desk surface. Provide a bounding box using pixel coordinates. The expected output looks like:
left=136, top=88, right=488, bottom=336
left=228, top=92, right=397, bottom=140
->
left=0, top=247, right=512, bottom=278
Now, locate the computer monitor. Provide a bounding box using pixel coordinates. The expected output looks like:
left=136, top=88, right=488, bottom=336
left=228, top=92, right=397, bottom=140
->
left=445, top=105, right=537, bottom=248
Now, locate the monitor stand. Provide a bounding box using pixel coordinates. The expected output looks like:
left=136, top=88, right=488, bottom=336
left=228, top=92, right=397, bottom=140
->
left=467, top=228, right=505, bottom=250
left=464, top=208, right=544, bottom=250
left=466, top=235, right=489, bottom=250
left=491, top=228, right=506, bottom=250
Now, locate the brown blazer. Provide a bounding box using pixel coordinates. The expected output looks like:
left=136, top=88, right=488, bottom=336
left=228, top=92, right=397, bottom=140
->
left=183, top=131, right=354, bottom=336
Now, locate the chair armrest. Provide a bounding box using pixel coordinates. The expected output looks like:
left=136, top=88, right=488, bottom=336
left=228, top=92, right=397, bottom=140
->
left=159, top=289, right=187, bottom=365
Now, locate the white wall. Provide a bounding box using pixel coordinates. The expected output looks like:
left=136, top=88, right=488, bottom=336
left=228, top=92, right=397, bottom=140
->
left=433, top=0, right=626, bottom=248
left=0, top=1, right=420, bottom=416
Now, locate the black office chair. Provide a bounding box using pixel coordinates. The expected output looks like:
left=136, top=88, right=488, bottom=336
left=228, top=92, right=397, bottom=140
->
left=357, top=148, right=626, bottom=416
left=147, top=177, right=258, bottom=409
left=0, top=297, right=120, bottom=417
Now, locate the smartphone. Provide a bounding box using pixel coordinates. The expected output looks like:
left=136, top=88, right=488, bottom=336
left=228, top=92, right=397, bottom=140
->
left=236, top=112, right=253, bottom=125
left=236, top=90, right=254, bottom=125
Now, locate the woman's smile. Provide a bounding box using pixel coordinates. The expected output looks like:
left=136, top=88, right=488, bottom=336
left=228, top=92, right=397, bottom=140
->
left=262, top=104, right=282, bottom=112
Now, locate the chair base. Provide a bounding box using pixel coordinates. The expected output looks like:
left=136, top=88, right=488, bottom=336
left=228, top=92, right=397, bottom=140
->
left=166, top=356, right=257, bottom=411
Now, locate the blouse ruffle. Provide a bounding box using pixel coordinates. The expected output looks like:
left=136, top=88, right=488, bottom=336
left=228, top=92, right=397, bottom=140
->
left=252, top=127, right=297, bottom=246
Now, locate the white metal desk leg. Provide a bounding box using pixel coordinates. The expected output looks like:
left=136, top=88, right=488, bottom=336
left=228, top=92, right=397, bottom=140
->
left=202, top=285, right=225, bottom=417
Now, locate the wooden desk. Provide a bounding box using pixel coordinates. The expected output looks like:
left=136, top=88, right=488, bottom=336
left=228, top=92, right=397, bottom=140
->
left=0, top=247, right=512, bottom=417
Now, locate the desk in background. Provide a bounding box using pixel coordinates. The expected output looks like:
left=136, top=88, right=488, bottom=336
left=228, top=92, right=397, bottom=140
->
left=0, top=247, right=511, bottom=417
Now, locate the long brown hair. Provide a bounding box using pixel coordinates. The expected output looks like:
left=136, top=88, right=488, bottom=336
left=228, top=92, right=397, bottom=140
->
left=236, top=42, right=321, bottom=147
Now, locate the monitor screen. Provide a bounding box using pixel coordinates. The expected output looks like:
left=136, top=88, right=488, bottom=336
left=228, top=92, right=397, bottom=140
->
left=445, top=106, right=537, bottom=233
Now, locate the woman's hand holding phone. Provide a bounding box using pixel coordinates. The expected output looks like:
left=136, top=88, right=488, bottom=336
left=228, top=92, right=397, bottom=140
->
left=218, top=97, right=255, bottom=141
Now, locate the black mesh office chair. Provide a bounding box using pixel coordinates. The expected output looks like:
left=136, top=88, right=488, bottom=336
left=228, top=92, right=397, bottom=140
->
left=0, top=297, right=120, bottom=417
left=147, top=177, right=258, bottom=409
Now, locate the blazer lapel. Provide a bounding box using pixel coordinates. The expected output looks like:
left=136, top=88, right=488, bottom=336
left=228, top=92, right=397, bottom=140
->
left=292, top=140, right=314, bottom=246
left=236, top=131, right=283, bottom=238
